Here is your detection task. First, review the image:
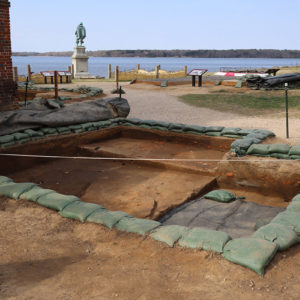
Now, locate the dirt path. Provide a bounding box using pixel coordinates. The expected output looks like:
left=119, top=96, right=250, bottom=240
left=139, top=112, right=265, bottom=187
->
left=1, top=199, right=300, bottom=300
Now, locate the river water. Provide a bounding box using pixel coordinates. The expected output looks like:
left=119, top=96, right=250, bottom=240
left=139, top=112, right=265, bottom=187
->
left=12, top=56, right=300, bottom=77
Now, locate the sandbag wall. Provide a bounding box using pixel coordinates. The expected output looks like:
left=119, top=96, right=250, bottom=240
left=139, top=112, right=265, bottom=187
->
left=0, top=175, right=299, bottom=276
left=0, top=117, right=274, bottom=151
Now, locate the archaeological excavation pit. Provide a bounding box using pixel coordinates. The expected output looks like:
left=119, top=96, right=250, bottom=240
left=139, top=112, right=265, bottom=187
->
left=1, top=125, right=299, bottom=238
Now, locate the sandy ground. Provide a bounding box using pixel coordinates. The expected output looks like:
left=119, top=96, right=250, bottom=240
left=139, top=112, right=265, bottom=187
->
left=1, top=198, right=300, bottom=300
left=1, top=82, right=300, bottom=299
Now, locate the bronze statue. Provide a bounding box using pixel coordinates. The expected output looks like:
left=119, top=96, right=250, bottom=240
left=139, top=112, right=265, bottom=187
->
left=75, top=22, right=86, bottom=46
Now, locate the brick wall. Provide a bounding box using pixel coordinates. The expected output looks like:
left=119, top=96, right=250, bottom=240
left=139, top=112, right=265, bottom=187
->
left=0, top=0, right=16, bottom=111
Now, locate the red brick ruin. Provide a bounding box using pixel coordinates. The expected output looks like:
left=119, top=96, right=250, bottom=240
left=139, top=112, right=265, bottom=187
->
left=0, top=0, right=16, bottom=111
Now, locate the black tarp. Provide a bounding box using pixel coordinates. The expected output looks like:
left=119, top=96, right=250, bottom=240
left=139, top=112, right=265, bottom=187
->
left=246, top=73, right=300, bottom=89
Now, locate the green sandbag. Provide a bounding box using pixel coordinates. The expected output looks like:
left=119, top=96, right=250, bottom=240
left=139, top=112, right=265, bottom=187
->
left=74, top=128, right=85, bottom=133
left=87, top=210, right=129, bottom=229
left=24, top=129, right=44, bottom=137
left=287, top=201, right=300, bottom=212
left=0, top=134, right=14, bottom=144
left=290, top=155, right=300, bottom=160
left=116, top=216, right=161, bottom=236
left=268, top=144, right=291, bottom=154
left=222, top=134, right=242, bottom=139
left=292, top=194, right=300, bottom=202
left=57, top=126, right=71, bottom=133
left=151, top=126, right=168, bottom=131
left=289, top=145, right=300, bottom=156
left=270, top=153, right=290, bottom=159
left=247, top=144, right=270, bottom=155
left=18, top=138, right=30, bottom=144
left=252, top=223, right=299, bottom=251
left=246, top=133, right=266, bottom=140
left=222, top=238, right=278, bottom=276
left=125, top=118, right=142, bottom=125
left=46, top=132, right=59, bottom=137
left=154, top=121, right=170, bottom=128
left=59, top=130, right=72, bottom=135
left=221, top=127, right=241, bottom=135
left=150, top=225, right=189, bottom=247
left=59, top=201, right=105, bottom=222
left=122, top=122, right=136, bottom=127
left=68, top=124, right=83, bottom=130
left=168, top=123, right=186, bottom=132
left=138, top=124, right=152, bottom=129
left=205, top=132, right=221, bottom=137
left=0, top=182, right=36, bottom=199
left=185, top=130, right=204, bottom=136
left=81, top=122, right=94, bottom=130
left=98, top=120, right=112, bottom=127
left=205, top=126, right=224, bottom=132
left=184, top=125, right=206, bottom=133
left=178, top=227, right=231, bottom=253
left=19, top=186, right=55, bottom=202
left=41, top=128, right=58, bottom=134
left=12, top=132, right=30, bottom=140
left=0, top=176, right=13, bottom=185
left=231, top=138, right=260, bottom=151
left=140, top=120, right=160, bottom=127
left=253, top=129, right=275, bottom=138
left=238, top=129, right=255, bottom=136
left=204, top=190, right=237, bottom=203
left=37, top=193, right=80, bottom=211
left=0, top=141, right=15, bottom=148
left=271, top=211, right=300, bottom=235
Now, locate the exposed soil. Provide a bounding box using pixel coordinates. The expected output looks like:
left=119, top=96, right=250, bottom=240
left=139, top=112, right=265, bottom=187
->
left=1, top=198, right=300, bottom=300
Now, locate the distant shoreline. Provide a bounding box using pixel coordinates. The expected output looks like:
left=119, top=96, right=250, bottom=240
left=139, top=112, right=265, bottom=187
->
left=12, top=49, right=300, bottom=59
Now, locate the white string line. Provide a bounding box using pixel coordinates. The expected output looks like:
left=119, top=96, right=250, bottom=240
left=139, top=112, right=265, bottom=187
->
left=0, top=153, right=298, bottom=163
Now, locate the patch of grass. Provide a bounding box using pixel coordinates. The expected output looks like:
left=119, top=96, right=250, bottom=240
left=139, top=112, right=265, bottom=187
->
left=179, top=93, right=300, bottom=116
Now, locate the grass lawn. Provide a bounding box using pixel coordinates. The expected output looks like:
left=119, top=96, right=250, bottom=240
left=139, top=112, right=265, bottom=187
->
left=179, top=91, right=300, bottom=116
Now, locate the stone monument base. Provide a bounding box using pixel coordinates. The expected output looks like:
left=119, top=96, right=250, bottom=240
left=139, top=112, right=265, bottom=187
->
left=72, top=46, right=92, bottom=79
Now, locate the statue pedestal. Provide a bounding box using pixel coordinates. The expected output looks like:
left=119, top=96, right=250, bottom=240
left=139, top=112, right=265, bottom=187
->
left=72, top=46, right=91, bottom=78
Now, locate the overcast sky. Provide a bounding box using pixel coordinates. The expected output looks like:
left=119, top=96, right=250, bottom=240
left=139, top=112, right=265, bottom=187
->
left=10, top=0, right=300, bottom=52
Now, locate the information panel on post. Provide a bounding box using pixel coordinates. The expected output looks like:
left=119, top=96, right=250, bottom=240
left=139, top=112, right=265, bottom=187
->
left=187, top=69, right=208, bottom=87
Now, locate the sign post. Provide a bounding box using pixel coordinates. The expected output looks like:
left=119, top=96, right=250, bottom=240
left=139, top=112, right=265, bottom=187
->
left=187, top=69, right=208, bottom=87
left=285, top=82, right=289, bottom=139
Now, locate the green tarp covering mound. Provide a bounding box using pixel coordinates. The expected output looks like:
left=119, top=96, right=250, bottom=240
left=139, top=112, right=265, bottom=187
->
left=271, top=211, right=300, bottom=235
left=178, top=227, right=231, bottom=252
left=204, top=190, right=237, bottom=203
left=116, top=216, right=161, bottom=236
left=252, top=223, right=300, bottom=251
left=150, top=225, right=189, bottom=247
left=59, top=201, right=105, bottom=222
left=0, top=182, right=36, bottom=199
left=37, top=193, right=80, bottom=211
left=19, top=186, right=55, bottom=202
left=222, top=238, right=278, bottom=276
left=87, top=210, right=129, bottom=229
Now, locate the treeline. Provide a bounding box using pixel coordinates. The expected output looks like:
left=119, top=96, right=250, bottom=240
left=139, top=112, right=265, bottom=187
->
left=12, top=49, right=300, bottom=58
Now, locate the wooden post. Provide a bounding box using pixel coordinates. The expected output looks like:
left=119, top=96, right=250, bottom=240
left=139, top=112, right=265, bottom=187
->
left=192, top=75, right=196, bottom=87
left=71, top=64, right=75, bottom=79
left=27, top=64, right=32, bottom=81
left=54, top=71, right=58, bottom=99
left=115, top=66, right=119, bottom=90
left=155, top=65, right=160, bottom=79
left=184, top=65, right=188, bottom=75
left=136, top=64, right=140, bottom=72
left=13, top=66, right=18, bottom=84
left=108, top=64, right=111, bottom=79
